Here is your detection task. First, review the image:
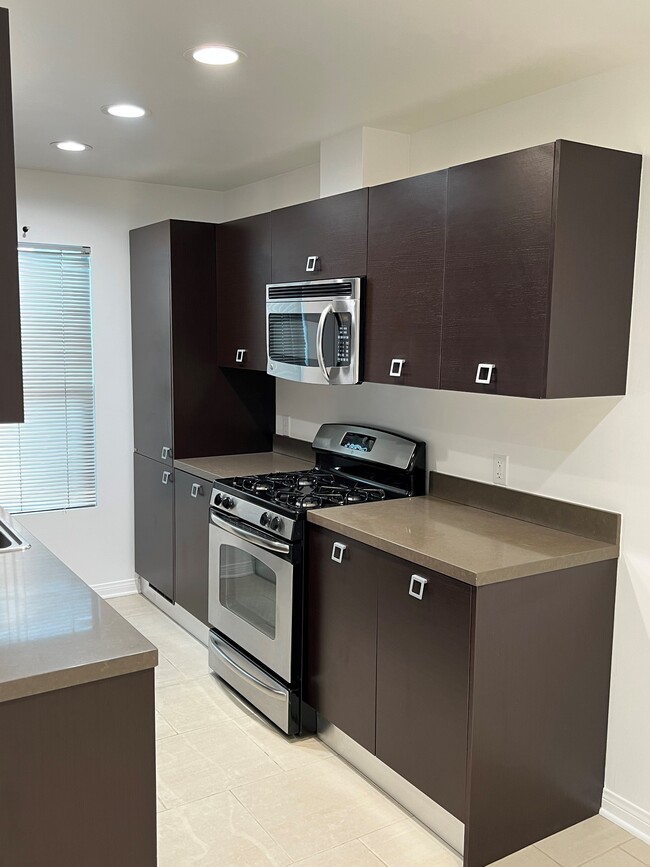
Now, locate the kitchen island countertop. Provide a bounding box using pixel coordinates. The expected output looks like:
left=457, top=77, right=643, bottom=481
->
left=0, top=507, right=157, bottom=704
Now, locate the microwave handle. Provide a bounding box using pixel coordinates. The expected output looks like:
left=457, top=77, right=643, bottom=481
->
left=316, top=304, right=334, bottom=384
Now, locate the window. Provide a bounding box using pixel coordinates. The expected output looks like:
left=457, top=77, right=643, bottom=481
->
left=0, top=244, right=96, bottom=513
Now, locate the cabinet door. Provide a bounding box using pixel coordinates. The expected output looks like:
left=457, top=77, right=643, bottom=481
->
left=376, top=560, right=472, bottom=821
left=0, top=9, right=23, bottom=424
left=217, top=213, right=271, bottom=371
left=305, top=526, right=378, bottom=753
left=130, top=221, right=174, bottom=464
left=174, top=470, right=209, bottom=625
left=441, top=144, right=555, bottom=398
left=366, top=171, right=446, bottom=388
left=271, top=189, right=368, bottom=283
left=134, top=453, right=175, bottom=601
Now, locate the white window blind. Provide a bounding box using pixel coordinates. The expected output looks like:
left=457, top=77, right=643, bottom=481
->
left=0, top=244, right=96, bottom=513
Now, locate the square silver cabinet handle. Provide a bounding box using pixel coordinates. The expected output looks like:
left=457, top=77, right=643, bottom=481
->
left=161, top=445, right=172, bottom=460
left=331, top=542, right=347, bottom=564
left=409, top=574, right=429, bottom=600
left=305, top=255, right=319, bottom=272
left=389, top=358, right=406, bottom=377
left=161, top=471, right=172, bottom=485
left=475, top=363, right=496, bottom=385
left=235, top=349, right=246, bottom=363
left=190, top=483, right=203, bottom=498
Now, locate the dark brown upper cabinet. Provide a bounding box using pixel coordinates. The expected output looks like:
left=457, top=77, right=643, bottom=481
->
left=130, top=219, right=275, bottom=465
left=217, top=212, right=271, bottom=372
left=271, top=188, right=368, bottom=283
left=0, top=8, right=23, bottom=424
left=366, top=171, right=447, bottom=388
left=441, top=140, right=641, bottom=398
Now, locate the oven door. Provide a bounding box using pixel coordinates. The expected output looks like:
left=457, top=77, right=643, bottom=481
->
left=208, top=511, right=295, bottom=683
left=266, top=299, right=360, bottom=385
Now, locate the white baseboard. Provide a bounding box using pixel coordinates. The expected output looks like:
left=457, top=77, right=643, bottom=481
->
left=601, top=788, right=650, bottom=845
left=94, top=577, right=139, bottom=598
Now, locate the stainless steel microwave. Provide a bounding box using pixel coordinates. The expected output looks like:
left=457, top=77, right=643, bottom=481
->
left=266, top=277, right=363, bottom=385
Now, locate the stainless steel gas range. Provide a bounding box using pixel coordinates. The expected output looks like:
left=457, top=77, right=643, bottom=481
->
left=207, top=423, right=426, bottom=734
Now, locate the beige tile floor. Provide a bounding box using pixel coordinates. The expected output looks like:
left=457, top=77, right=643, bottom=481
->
left=108, top=594, right=650, bottom=867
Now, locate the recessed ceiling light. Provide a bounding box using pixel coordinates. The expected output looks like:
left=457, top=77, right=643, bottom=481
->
left=50, top=140, right=93, bottom=152
left=185, top=44, right=244, bottom=66
left=101, top=103, right=149, bottom=118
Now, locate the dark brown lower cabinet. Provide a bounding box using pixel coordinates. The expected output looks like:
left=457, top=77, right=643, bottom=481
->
left=306, top=524, right=617, bottom=867
left=134, top=452, right=175, bottom=601
left=463, top=561, right=616, bottom=867
left=0, top=669, right=156, bottom=866
left=305, top=526, right=378, bottom=754
left=376, top=562, right=472, bottom=822
left=175, top=469, right=210, bottom=625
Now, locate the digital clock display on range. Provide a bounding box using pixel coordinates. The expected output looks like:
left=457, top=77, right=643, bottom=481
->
left=340, top=432, right=376, bottom=453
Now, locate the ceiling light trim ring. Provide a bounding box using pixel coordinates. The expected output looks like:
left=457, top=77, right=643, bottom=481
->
left=101, top=103, right=150, bottom=118
left=50, top=140, right=93, bottom=152
left=184, top=44, right=245, bottom=65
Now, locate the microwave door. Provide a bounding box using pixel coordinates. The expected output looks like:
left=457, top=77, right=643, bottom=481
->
left=266, top=298, right=359, bottom=385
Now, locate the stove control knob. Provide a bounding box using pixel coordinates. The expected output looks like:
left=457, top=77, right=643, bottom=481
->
left=213, top=493, right=223, bottom=506
left=260, top=511, right=271, bottom=527
left=222, top=496, right=235, bottom=510
left=269, top=516, right=282, bottom=532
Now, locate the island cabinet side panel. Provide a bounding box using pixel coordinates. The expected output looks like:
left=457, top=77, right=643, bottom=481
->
left=463, top=561, right=617, bottom=867
left=0, top=669, right=157, bottom=867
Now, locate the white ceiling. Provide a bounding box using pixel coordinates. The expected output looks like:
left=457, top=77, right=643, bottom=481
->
left=6, top=0, right=650, bottom=190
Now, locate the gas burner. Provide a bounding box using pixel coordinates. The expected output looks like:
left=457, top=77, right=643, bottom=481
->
left=273, top=491, right=324, bottom=511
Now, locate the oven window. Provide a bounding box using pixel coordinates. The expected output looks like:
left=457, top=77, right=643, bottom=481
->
left=219, top=544, right=277, bottom=639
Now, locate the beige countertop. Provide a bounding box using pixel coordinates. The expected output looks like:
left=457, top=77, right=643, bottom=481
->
left=307, top=495, right=619, bottom=586
left=0, top=508, right=157, bottom=704
left=175, top=451, right=313, bottom=482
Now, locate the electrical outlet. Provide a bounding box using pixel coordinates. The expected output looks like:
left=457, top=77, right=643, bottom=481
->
left=280, top=415, right=290, bottom=437
left=493, top=454, right=509, bottom=486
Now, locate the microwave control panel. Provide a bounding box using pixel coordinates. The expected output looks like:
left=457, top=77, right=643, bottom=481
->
left=336, top=315, right=352, bottom=366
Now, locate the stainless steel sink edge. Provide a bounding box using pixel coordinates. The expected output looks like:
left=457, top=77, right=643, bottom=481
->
left=0, top=517, right=31, bottom=553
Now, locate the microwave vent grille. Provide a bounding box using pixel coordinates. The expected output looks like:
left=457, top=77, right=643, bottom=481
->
left=268, top=282, right=353, bottom=300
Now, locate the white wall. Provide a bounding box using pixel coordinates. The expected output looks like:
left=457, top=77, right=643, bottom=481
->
left=14, top=169, right=224, bottom=594
left=275, top=61, right=650, bottom=836
left=222, top=163, right=319, bottom=222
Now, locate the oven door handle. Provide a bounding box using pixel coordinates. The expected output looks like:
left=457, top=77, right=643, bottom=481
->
left=210, top=636, right=287, bottom=697
left=210, top=512, right=291, bottom=555
left=316, top=304, right=334, bottom=383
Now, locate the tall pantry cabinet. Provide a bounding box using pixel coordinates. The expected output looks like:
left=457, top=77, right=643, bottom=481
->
left=0, top=7, right=23, bottom=423
left=130, top=219, right=275, bottom=612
